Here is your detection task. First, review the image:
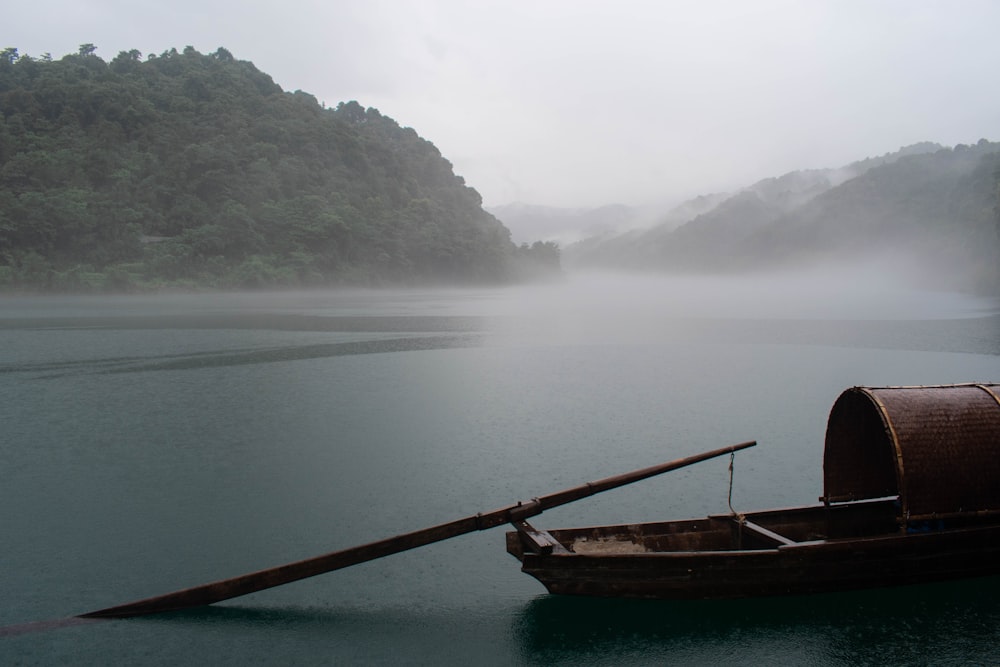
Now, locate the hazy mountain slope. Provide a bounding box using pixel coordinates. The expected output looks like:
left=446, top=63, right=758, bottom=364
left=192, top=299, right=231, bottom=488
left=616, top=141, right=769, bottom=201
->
left=744, top=142, right=1000, bottom=289
left=565, top=169, right=843, bottom=270
left=566, top=141, right=1000, bottom=292
left=565, top=193, right=729, bottom=268
left=565, top=143, right=944, bottom=270
left=657, top=169, right=842, bottom=269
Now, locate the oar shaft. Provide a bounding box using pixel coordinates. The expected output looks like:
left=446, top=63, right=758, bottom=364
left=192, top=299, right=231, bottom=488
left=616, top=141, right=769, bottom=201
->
left=80, top=515, right=480, bottom=618
left=79, top=440, right=755, bottom=618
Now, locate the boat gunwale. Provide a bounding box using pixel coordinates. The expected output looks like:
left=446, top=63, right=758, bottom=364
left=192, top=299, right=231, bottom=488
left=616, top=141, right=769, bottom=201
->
left=522, top=495, right=901, bottom=541
left=512, top=498, right=1000, bottom=561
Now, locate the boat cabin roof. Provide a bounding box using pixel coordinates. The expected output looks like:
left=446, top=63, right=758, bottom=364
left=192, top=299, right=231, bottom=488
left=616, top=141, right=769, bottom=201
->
left=823, top=383, right=1000, bottom=520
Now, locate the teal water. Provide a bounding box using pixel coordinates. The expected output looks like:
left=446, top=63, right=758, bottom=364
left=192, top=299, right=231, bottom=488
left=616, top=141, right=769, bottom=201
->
left=2, top=274, right=999, bottom=665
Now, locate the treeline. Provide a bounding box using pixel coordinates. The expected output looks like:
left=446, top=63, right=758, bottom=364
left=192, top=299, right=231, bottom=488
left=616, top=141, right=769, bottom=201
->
left=0, top=45, right=559, bottom=291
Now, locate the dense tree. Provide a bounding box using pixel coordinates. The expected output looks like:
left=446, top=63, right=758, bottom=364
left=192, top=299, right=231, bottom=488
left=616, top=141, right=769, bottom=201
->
left=0, top=46, right=557, bottom=291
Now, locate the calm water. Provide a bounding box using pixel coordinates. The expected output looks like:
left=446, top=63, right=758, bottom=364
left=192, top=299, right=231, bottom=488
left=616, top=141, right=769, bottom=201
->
left=2, top=272, right=999, bottom=665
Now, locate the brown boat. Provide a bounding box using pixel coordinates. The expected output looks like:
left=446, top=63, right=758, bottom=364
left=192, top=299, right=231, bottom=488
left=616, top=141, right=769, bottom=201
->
left=79, top=383, right=999, bottom=619
left=506, top=383, right=1000, bottom=599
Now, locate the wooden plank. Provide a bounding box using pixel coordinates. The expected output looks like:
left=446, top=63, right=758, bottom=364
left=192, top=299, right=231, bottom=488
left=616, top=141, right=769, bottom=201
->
left=512, top=520, right=570, bottom=554
left=740, top=520, right=796, bottom=546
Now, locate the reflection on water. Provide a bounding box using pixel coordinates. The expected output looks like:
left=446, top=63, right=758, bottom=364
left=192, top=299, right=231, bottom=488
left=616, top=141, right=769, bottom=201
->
left=516, top=577, right=1000, bottom=665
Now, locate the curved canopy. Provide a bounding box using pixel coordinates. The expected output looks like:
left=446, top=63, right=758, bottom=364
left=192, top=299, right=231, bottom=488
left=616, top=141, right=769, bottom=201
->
left=823, top=384, right=1000, bottom=520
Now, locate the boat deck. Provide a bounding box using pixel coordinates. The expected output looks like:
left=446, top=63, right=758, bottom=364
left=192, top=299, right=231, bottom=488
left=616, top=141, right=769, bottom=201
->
left=509, top=497, right=904, bottom=559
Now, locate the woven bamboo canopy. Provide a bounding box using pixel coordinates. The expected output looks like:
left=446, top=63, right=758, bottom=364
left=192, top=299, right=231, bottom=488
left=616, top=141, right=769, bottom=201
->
left=823, top=383, right=1000, bottom=520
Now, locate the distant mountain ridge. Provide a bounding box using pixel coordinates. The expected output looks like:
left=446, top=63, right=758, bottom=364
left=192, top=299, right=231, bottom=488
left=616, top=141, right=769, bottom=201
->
left=564, top=141, right=1000, bottom=293
left=487, top=202, right=646, bottom=246
left=493, top=142, right=950, bottom=265
left=488, top=193, right=743, bottom=248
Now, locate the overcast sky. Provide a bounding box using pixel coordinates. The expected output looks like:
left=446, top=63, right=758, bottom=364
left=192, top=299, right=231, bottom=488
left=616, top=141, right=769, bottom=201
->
left=8, top=1, right=1000, bottom=208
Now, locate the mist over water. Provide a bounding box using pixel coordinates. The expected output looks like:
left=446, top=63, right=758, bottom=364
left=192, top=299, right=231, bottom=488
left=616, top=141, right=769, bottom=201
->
left=513, top=267, right=995, bottom=321
left=478, top=269, right=999, bottom=356
left=2, top=266, right=993, bottom=327
left=2, top=272, right=999, bottom=665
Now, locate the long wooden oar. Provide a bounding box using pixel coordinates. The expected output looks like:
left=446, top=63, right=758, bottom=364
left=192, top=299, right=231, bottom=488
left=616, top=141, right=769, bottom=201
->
left=79, top=440, right=756, bottom=618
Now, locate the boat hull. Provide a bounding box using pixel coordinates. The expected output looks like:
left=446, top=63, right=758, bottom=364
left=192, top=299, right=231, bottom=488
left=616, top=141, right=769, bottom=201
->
left=506, top=502, right=1000, bottom=599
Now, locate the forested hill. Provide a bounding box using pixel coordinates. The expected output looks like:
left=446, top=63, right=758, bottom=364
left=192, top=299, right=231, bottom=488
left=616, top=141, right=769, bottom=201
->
left=566, top=141, right=1000, bottom=293
left=0, top=45, right=557, bottom=291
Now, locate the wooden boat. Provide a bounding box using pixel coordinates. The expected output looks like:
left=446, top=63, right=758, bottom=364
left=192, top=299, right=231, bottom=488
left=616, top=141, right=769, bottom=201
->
left=506, top=383, right=1000, bottom=599
left=78, top=382, right=998, bottom=618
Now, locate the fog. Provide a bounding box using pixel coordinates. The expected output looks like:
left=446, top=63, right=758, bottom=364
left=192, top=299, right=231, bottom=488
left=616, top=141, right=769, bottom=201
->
left=535, top=269, right=992, bottom=320
left=484, top=263, right=991, bottom=340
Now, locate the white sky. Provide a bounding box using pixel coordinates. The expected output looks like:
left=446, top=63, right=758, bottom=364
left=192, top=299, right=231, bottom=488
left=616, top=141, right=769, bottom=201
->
left=8, top=0, right=1000, bottom=208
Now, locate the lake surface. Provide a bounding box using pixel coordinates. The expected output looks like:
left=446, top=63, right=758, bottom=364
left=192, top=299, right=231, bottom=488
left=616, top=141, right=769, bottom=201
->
left=2, top=271, right=999, bottom=665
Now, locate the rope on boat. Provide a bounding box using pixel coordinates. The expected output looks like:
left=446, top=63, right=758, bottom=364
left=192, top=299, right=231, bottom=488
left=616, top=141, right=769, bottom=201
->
left=728, top=451, right=746, bottom=526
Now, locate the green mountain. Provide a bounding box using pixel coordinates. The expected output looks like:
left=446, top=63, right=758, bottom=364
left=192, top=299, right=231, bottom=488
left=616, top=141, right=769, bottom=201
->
left=0, top=45, right=557, bottom=291
left=567, top=142, right=1000, bottom=293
